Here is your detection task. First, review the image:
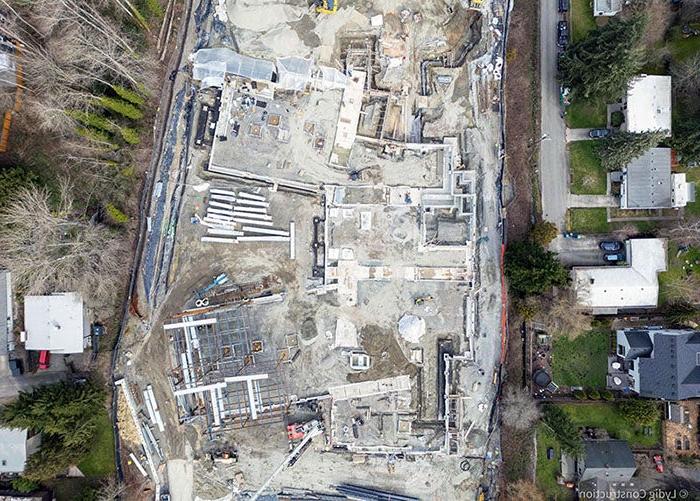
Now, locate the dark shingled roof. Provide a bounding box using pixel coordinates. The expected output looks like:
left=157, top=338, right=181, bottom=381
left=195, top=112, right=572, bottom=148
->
left=622, top=330, right=654, bottom=361
left=627, top=329, right=700, bottom=400
left=584, top=440, right=636, bottom=470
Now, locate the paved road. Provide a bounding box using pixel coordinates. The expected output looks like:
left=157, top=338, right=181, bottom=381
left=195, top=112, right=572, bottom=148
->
left=539, top=2, right=568, bottom=230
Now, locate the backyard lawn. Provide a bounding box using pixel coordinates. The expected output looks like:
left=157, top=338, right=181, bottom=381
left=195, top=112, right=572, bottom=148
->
left=569, top=141, right=606, bottom=195
left=565, top=97, right=607, bottom=129
left=77, top=408, right=116, bottom=477
left=658, top=242, right=700, bottom=305
left=571, top=0, right=597, bottom=42
left=536, top=424, right=573, bottom=501
left=551, top=328, right=609, bottom=388
left=667, top=25, right=700, bottom=62
left=559, top=403, right=661, bottom=447
left=568, top=208, right=609, bottom=234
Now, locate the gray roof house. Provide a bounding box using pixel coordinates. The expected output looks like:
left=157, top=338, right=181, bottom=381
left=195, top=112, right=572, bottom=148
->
left=577, top=440, right=637, bottom=498
left=620, top=148, right=695, bottom=210
left=614, top=328, right=700, bottom=400
left=0, top=428, right=40, bottom=474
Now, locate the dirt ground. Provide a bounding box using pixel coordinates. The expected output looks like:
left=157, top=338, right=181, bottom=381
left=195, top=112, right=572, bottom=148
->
left=503, top=0, right=539, bottom=243
left=500, top=0, right=539, bottom=489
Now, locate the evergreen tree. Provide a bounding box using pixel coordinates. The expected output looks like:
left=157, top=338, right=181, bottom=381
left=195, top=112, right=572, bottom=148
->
left=559, top=15, right=647, bottom=100
left=505, top=241, right=570, bottom=298
left=0, top=381, right=105, bottom=481
left=596, top=130, right=667, bottom=170
left=542, top=405, right=583, bottom=454
left=530, top=221, right=558, bottom=247
left=618, top=398, right=659, bottom=426
left=673, top=120, right=700, bottom=166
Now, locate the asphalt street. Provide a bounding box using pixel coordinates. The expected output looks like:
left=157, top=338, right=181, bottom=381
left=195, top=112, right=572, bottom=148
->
left=539, top=1, right=569, bottom=230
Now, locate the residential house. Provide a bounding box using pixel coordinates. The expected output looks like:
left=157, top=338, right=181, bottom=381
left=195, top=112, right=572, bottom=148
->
left=24, top=293, right=88, bottom=354
left=0, top=427, right=40, bottom=475
left=593, top=0, right=623, bottom=16
left=619, top=148, right=694, bottom=210
left=572, top=239, right=667, bottom=314
left=622, top=75, right=672, bottom=136
left=612, top=328, right=700, bottom=400
left=577, top=440, right=637, bottom=499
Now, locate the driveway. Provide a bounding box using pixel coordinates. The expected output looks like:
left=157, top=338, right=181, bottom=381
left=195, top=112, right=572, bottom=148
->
left=0, top=372, right=66, bottom=402
left=539, top=2, right=569, bottom=230
left=550, top=235, right=609, bottom=267
left=566, top=128, right=593, bottom=142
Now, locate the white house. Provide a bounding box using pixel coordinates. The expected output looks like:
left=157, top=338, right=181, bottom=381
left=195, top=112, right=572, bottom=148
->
left=572, top=239, right=667, bottom=314
left=623, top=75, right=672, bottom=136
left=593, top=0, right=623, bottom=16
left=0, top=427, right=40, bottom=474
left=24, top=293, right=88, bottom=354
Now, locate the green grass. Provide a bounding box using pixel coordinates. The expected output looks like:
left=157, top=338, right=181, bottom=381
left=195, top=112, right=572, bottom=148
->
left=566, top=97, right=607, bottom=129
left=77, top=408, right=115, bottom=477
left=571, top=0, right=597, bottom=42
left=681, top=168, right=700, bottom=217
left=569, top=141, right=606, bottom=195
left=559, top=403, right=661, bottom=447
left=667, top=25, right=700, bottom=63
left=658, top=242, right=700, bottom=305
left=536, top=424, right=573, bottom=501
left=551, top=328, right=609, bottom=388
left=568, top=208, right=609, bottom=234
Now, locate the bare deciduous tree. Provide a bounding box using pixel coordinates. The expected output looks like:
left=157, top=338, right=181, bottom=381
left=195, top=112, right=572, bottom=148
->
left=501, top=388, right=541, bottom=432
left=506, top=480, right=545, bottom=501
left=663, top=220, right=700, bottom=247
left=0, top=183, right=127, bottom=305
left=96, top=476, right=127, bottom=501
left=542, top=291, right=592, bottom=339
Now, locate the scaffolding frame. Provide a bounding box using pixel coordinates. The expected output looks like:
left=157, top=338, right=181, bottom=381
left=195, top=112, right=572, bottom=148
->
left=168, top=305, right=290, bottom=431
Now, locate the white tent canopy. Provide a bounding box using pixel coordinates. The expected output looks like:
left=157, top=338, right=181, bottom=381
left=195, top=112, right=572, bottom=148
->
left=277, top=56, right=313, bottom=91
left=192, top=48, right=276, bottom=88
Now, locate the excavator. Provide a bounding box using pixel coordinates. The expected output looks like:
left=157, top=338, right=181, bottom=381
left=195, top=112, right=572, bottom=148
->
left=314, top=0, right=338, bottom=14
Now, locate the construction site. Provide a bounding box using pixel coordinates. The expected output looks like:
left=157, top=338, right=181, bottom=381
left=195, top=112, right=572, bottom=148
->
left=114, top=0, right=507, bottom=499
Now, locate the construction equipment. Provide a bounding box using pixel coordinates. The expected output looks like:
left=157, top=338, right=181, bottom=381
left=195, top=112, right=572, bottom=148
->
left=414, top=295, right=433, bottom=305
left=251, top=420, right=324, bottom=501
left=193, top=273, right=228, bottom=305
left=315, top=0, right=338, bottom=14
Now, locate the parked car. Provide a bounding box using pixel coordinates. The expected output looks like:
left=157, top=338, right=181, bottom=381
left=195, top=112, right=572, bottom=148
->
left=38, top=350, right=50, bottom=370
left=599, top=240, right=622, bottom=251
left=8, top=358, right=23, bottom=376
left=653, top=454, right=664, bottom=473
left=588, top=128, right=611, bottom=139
left=547, top=447, right=555, bottom=460
left=604, top=253, right=625, bottom=262
left=557, top=21, right=569, bottom=48
left=563, top=232, right=582, bottom=239
left=558, top=0, right=569, bottom=12
left=232, top=121, right=240, bottom=137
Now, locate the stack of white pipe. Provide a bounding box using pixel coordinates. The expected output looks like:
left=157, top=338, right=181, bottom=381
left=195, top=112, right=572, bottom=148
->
left=200, top=188, right=291, bottom=244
